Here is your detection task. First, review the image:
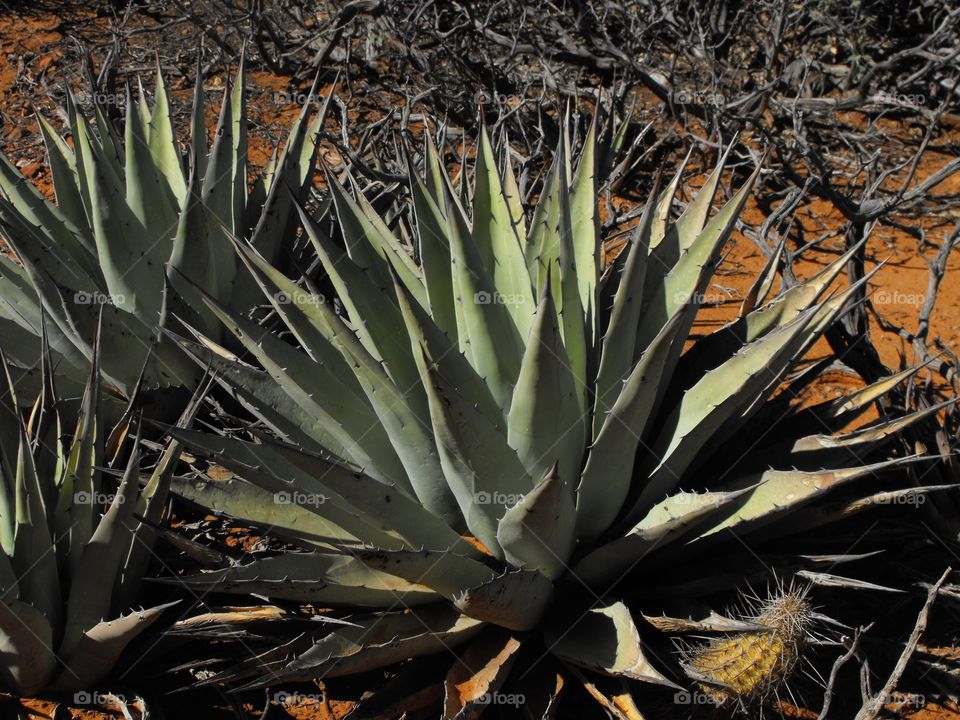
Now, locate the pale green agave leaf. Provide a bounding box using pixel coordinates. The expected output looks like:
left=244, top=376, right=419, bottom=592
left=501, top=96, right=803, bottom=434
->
left=393, top=273, right=502, bottom=428
left=591, top=189, right=655, bottom=438
left=453, top=568, right=554, bottom=631
left=543, top=601, right=679, bottom=688
left=298, top=203, right=421, bottom=394
left=239, top=606, right=483, bottom=686
left=169, top=333, right=360, bottom=460
left=416, top=347, right=532, bottom=557
left=674, top=238, right=865, bottom=385
left=350, top=547, right=496, bottom=600
left=574, top=487, right=753, bottom=586
left=147, top=66, right=187, bottom=205
left=197, top=291, right=404, bottom=484
left=496, top=465, right=576, bottom=581
left=508, top=286, right=584, bottom=489
left=629, top=304, right=823, bottom=522
left=166, top=553, right=439, bottom=607
left=448, top=192, right=524, bottom=411
left=690, top=455, right=928, bottom=542
left=52, top=601, right=180, bottom=693
left=570, top=115, right=600, bottom=351
left=227, top=240, right=458, bottom=522
left=169, top=474, right=364, bottom=548
left=13, top=426, right=61, bottom=630
left=635, top=163, right=761, bottom=355
left=471, top=126, right=536, bottom=339
left=35, top=113, right=89, bottom=242
left=408, top=157, right=458, bottom=341
left=165, top=427, right=471, bottom=555
left=577, top=304, right=690, bottom=538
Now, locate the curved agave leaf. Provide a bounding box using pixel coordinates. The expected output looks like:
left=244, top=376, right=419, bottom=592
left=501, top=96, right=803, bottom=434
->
left=454, top=568, right=554, bottom=631
left=674, top=238, right=866, bottom=389
left=170, top=474, right=367, bottom=549
left=350, top=547, right=497, bottom=599
left=325, top=169, right=426, bottom=309
left=443, top=629, right=522, bottom=720
left=237, top=605, right=483, bottom=687
left=227, top=240, right=458, bottom=523
left=0, top=155, right=98, bottom=281
left=52, top=601, right=180, bottom=692
left=471, top=125, right=536, bottom=339
left=416, top=347, right=532, bottom=557
left=635, top=164, right=760, bottom=357
left=13, top=426, right=60, bottom=630
left=497, top=465, right=576, bottom=581
left=61, top=445, right=142, bottom=658
left=628, top=303, right=825, bottom=522
left=169, top=333, right=362, bottom=461
left=165, top=428, right=471, bottom=555
left=757, top=399, right=956, bottom=471
left=542, top=601, right=679, bottom=688
left=297, top=203, right=421, bottom=397
left=591, top=189, right=655, bottom=438
left=690, top=455, right=929, bottom=542
left=574, top=487, right=754, bottom=586
left=167, top=552, right=439, bottom=607
left=393, top=273, right=502, bottom=428
left=0, top=598, right=55, bottom=695
left=577, top=304, right=690, bottom=538
left=35, top=113, right=89, bottom=242
left=508, top=287, right=584, bottom=489
left=195, top=290, right=406, bottom=485
left=448, top=192, right=524, bottom=411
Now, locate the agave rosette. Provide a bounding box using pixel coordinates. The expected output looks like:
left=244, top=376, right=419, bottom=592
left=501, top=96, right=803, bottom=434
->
left=0, top=330, right=198, bottom=695
left=163, top=120, right=946, bottom=711
left=0, top=63, right=328, bottom=397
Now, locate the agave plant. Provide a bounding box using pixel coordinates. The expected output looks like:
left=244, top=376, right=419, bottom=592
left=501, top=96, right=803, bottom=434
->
left=162, top=121, right=949, bottom=714
left=0, top=62, right=328, bottom=398
left=0, top=328, right=197, bottom=695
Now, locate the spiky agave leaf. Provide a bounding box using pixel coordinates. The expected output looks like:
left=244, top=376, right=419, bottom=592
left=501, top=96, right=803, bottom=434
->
left=166, top=118, right=947, bottom=715
left=0, top=335, right=181, bottom=694
left=0, top=63, right=330, bottom=397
